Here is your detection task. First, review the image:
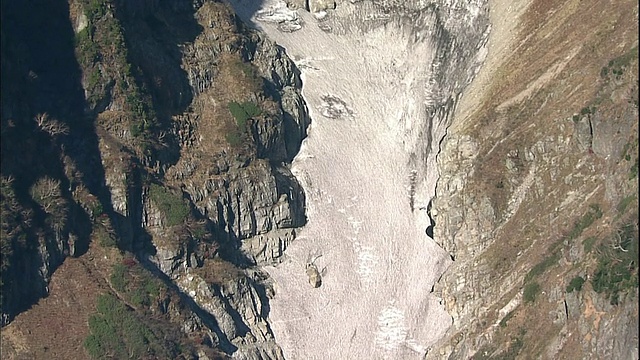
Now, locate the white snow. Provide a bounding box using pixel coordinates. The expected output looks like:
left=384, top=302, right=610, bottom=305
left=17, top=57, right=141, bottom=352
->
left=231, top=1, right=454, bottom=358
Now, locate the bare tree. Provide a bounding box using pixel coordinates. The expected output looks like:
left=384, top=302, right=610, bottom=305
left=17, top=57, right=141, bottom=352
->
left=34, top=112, right=70, bottom=137
left=30, top=177, right=63, bottom=213
left=157, top=130, right=169, bottom=148
left=611, top=229, right=629, bottom=253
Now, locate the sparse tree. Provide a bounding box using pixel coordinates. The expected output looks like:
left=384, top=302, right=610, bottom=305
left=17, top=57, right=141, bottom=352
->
left=30, top=177, right=68, bottom=232
left=30, top=177, right=62, bottom=212
left=34, top=112, right=70, bottom=137
left=612, top=229, right=629, bottom=253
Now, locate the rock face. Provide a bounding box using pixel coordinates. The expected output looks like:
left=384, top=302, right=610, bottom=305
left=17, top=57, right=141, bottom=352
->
left=426, top=0, right=639, bottom=358
left=1, top=0, right=310, bottom=359
left=176, top=271, right=284, bottom=359
left=0, top=0, right=98, bottom=324
left=3, top=0, right=309, bottom=358
left=124, top=2, right=311, bottom=358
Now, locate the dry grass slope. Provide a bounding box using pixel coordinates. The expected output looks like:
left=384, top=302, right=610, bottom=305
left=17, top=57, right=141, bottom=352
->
left=448, top=0, right=638, bottom=357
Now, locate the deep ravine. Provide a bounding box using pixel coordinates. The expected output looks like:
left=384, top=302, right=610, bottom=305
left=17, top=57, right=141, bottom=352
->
left=230, top=1, right=490, bottom=358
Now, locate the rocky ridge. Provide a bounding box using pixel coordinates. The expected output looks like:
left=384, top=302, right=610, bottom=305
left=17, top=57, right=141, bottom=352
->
left=123, top=3, right=310, bottom=358
left=2, top=0, right=310, bottom=359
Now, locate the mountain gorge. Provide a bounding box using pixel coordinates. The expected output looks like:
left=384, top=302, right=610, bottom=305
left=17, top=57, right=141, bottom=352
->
left=1, top=0, right=638, bottom=359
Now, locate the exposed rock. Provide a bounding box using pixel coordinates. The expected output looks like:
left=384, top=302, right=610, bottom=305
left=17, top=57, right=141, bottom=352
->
left=308, top=0, right=336, bottom=13
left=240, top=228, right=295, bottom=266
left=250, top=37, right=310, bottom=161
left=255, top=4, right=304, bottom=33
left=2, top=1, right=636, bottom=360
left=176, top=271, right=284, bottom=359
left=574, top=115, right=593, bottom=152
left=284, top=0, right=306, bottom=10
left=119, top=2, right=310, bottom=358
left=305, top=263, right=322, bottom=288
left=427, top=0, right=639, bottom=358
left=180, top=160, right=305, bottom=245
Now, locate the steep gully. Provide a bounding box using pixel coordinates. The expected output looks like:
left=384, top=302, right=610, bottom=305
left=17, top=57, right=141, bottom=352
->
left=229, top=1, right=490, bottom=358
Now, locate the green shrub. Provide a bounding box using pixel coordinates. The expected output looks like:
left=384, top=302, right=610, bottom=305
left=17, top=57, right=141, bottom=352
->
left=621, top=142, right=631, bottom=160
left=629, top=157, right=638, bottom=179
left=85, top=314, right=123, bottom=358
left=591, top=222, right=639, bottom=305
left=228, top=101, right=261, bottom=128
left=110, top=263, right=128, bottom=291
left=143, top=277, right=160, bottom=298
left=524, top=205, right=603, bottom=288
left=109, top=259, right=162, bottom=308
left=126, top=91, right=153, bottom=127
left=190, top=225, right=207, bottom=241
left=130, top=287, right=149, bottom=307
left=75, top=0, right=156, bottom=141
left=568, top=204, right=602, bottom=240
left=606, top=45, right=638, bottom=74
left=618, top=223, right=637, bottom=251
left=617, top=195, right=635, bottom=213
left=96, top=229, right=116, bottom=248
left=130, top=121, right=143, bottom=138
left=499, top=309, right=516, bottom=328
left=75, top=27, right=100, bottom=67
left=592, top=259, right=635, bottom=305
left=525, top=252, right=560, bottom=283
left=523, top=282, right=541, bottom=303
left=566, top=276, right=586, bottom=293
left=148, top=184, right=189, bottom=227
left=85, top=0, right=107, bottom=22
left=225, top=130, right=242, bottom=146
left=583, top=236, right=597, bottom=253
left=90, top=202, right=104, bottom=218
left=85, top=293, right=159, bottom=359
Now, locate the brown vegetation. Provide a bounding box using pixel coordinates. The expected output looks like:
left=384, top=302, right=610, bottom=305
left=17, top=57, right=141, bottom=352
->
left=457, top=0, right=638, bottom=356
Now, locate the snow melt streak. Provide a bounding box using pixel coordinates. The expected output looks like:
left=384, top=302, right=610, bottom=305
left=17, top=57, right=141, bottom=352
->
left=230, top=1, right=456, bottom=358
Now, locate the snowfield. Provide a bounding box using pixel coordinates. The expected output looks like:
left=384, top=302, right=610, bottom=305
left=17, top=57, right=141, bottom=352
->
left=231, top=1, right=457, bottom=358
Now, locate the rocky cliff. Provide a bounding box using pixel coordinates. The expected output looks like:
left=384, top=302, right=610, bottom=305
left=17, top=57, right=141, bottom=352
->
left=427, top=0, right=639, bottom=358
left=2, top=0, right=309, bottom=358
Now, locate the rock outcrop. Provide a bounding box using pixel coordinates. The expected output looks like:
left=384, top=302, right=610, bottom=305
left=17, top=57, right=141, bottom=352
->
left=125, top=2, right=310, bottom=358
left=3, top=0, right=309, bottom=358
left=124, top=2, right=309, bottom=358
left=427, top=0, right=639, bottom=358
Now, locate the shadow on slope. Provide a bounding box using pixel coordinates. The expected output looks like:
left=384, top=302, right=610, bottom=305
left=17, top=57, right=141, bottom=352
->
left=0, top=0, right=118, bottom=322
